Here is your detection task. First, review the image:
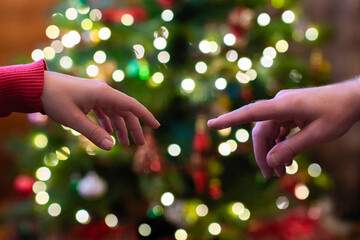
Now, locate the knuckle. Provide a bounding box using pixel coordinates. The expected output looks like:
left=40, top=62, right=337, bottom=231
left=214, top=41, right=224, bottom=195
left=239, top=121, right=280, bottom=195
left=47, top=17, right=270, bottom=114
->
left=88, top=127, right=104, bottom=142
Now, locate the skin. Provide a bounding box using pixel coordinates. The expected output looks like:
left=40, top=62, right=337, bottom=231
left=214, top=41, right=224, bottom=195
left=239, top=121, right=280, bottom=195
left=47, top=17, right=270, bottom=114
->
left=208, top=78, right=360, bottom=178
left=41, top=71, right=160, bottom=151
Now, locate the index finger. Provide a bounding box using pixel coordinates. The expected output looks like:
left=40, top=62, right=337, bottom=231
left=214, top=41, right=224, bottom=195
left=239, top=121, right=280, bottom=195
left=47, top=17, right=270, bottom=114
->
left=207, top=99, right=290, bottom=130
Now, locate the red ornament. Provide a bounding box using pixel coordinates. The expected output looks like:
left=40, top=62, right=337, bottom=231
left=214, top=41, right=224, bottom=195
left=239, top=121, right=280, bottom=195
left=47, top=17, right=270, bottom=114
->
left=101, top=7, right=148, bottom=24
left=156, top=0, right=176, bottom=9
left=13, top=175, right=35, bottom=196
left=227, top=7, right=253, bottom=39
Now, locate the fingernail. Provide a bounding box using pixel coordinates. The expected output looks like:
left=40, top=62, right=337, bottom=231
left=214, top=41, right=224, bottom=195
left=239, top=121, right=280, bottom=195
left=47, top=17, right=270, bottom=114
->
left=101, top=138, right=114, bottom=150
left=207, top=119, right=215, bottom=125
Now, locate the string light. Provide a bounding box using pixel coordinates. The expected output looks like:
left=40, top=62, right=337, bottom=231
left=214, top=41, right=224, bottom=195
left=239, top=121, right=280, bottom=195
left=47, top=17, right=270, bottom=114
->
left=239, top=208, right=251, bottom=221
left=308, top=163, right=322, bottom=177
left=257, top=13, right=271, bottom=26
left=276, top=196, right=289, bottom=210
left=275, top=40, right=289, bottom=53
left=48, top=203, right=62, bottom=217
left=199, top=40, right=212, bottom=54
left=175, top=229, right=188, bottom=240
left=35, top=191, right=50, bottom=205
left=31, top=49, right=44, bottom=61
left=51, top=40, right=64, bottom=53
left=223, top=33, right=236, bottom=46
left=62, top=31, right=81, bottom=48
left=154, top=37, right=167, bottom=50
left=305, top=27, right=319, bottom=41
left=168, top=144, right=181, bottom=157
left=246, top=69, right=257, bottom=81
left=89, top=9, right=102, bottom=21
left=195, top=61, right=207, bottom=74
left=226, top=50, right=238, bottom=62
left=32, top=181, right=47, bottom=194
left=56, top=146, right=70, bottom=160
left=33, top=133, right=48, bottom=149
left=161, top=9, right=174, bottom=22
left=76, top=209, right=90, bottom=224
left=98, top=27, right=111, bottom=40
left=236, top=129, right=249, bottom=143
left=236, top=71, right=250, bottom=84
left=77, top=5, right=90, bottom=14
left=93, top=50, right=107, bottom=64
left=263, top=47, right=277, bottom=59
left=138, top=223, right=151, bottom=237
left=181, top=78, right=195, bottom=93
left=81, top=18, right=93, bottom=30
left=208, top=222, right=221, bottom=236
left=218, top=142, right=231, bottom=156
left=60, top=56, right=73, bottom=69
left=65, top=8, right=78, bottom=20
left=158, top=51, right=170, bottom=63
left=196, top=204, right=209, bottom=217
left=43, top=47, right=56, bottom=60
left=294, top=183, right=310, bottom=200
left=210, top=41, right=219, bottom=53
left=36, top=167, right=51, bottom=181
left=86, top=64, right=99, bottom=77
left=46, top=25, right=60, bottom=39
left=152, top=72, right=164, bottom=85
left=105, top=214, right=118, bottom=228
left=218, top=127, right=231, bottom=137
left=232, top=202, right=245, bottom=215
left=44, top=153, right=59, bottom=167
left=272, top=0, right=285, bottom=8
left=238, top=57, right=252, bottom=71
left=161, top=192, right=174, bottom=206
left=285, top=160, right=298, bottom=174
left=215, top=77, right=227, bottom=90
left=260, top=56, right=274, bottom=68
left=133, top=44, right=145, bottom=59
left=226, top=139, right=237, bottom=152
left=121, top=14, right=134, bottom=26
left=282, top=10, right=295, bottom=24
left=112, top=69, right=125, bottom=82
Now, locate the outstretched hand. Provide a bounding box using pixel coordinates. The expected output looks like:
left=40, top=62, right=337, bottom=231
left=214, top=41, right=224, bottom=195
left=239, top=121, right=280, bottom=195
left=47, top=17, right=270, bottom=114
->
left=41, top=71, right=160, bottom=150
left=208, top=79, right=360, bottom=178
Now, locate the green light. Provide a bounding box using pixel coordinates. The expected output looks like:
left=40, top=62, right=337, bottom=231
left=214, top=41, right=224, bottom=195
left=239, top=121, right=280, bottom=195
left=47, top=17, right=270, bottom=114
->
left=139, top=61, right=150, bottom=80
left=126, top=60, right=139, bottom=78
left=271, top=0, right=284, bottom=8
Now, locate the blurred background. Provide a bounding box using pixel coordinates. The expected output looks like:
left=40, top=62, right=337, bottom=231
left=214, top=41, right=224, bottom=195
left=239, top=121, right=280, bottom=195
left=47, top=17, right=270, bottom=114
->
left=0, top=0, right=360, bottom=239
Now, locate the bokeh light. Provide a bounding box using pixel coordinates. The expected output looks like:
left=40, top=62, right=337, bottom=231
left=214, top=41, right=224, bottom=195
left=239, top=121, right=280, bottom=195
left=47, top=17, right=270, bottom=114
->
left=223, top=33, right=236, bottom=46
left=305, top=27, right=319, bottom=41
left=168, top=144, right=181, bottom=157
left=195, top=61, right=207, bottom=74
left=196, top=204, right=209, bottom=217
left=226, top=50, right=238, bottom=62
left=175, top=229, right=188, bottom=240
left=161, top=192, right=175, bottom=206
left=98, top=27, right=111, bottom=40
left=121, top=14, right=134, bottom=26
left=32, top=181, right=47, bottom=194
left=208, top=222, right=221, bottom=236
left=218, top=142, right=231, bottom=156
left=138, top=223, right=151, bottom=237
left=76, top=209, right=90, bottom=224
left=282, top=10, right=295, bottom=24
left=35, top=191, right=50, bottom=205
left=236, top=129, right=249, bottom=143
left=181, top=78, right=195, bottom=93
left=215, top=77, right=227, bottom=90
left=276, top=196, right=289, bottom=210
left=46, top=25, right=60, bottom=39
left=48, top=203, right=61, bottom=217
left=161, top=9, right=174, bottom=22
left=308, top=163, right=322, bottom=177
left=257, top=13, right=271, bottom=26
left=105, top=214, right=118, bottom=228
left=285, top=160, right=298, bottom=175
left=112, top=69, right=125, bottom=82
left=294, top=183, right=310, bottom=200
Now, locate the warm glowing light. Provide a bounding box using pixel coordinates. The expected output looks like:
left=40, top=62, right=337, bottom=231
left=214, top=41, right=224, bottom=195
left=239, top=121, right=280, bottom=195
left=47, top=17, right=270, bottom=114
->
left=196, top=204, right=209, bottom=217
left=152, top=72, right=164, bottom=84
left=236, top=71, right=250, bottom=84
left=286, top=160, right=298, bottom=175
left=76, top=209, right=90, bottom=224
left=223, top=33, right=236, bottom=46
left=65, top=8, right=78, bottom=20
left=175, top=229, right=188, bottom=240
left=86, top=65, right=99, bottom=77
left=154, top=37, right=167, bottom=50
left=98, top=27, right=111, bottom=40
left=33, top=133, right=48, bottom=149
left=168, top=144, right=181, bottom=157
left=238, top=57, right=252, bottom=71
left=199, top=40, right=212, bottom=54
left=77, top=5, right=90, bottom=14
left=161, top=192, right=174, bottom=206
left=133, top=44, right=145, bottom=59
left=226, top=50, right=238, bottom=62
left=43, top=47, right=56, bottom=60
left=112, top=70, right=125, bottom=82
left=158, top=51, right=170, bottom=63
left=32, top=49, right=44, bottom=61
left=263, top=47, right=277, bottom=59
left=161, top=9, right=174, bottom=22
left=218, top=142, right=231, bottom=156
left=260, top=56, right=274, bottom=68
left=276, top=196, right=289, bottom=209
left=210, top=41, right=219, bottom=53
left=232, top=202, right=245, bottom=215
left=257, top=13, right=271, bottom=26
left=36, top=167, right=51, bottom=181
left=81, top=18, right=93, bottom=30
left=60, top=56, right=73, bottom=69
left=208, top=222, right=221, bottom=236
left=195, top=61, right=207, bottom=74
left=294, top=183, right=310, bottom=200
left=105, top=214, right=118, bottom=228
left=226, top=139, right=237, bottom=152
left=272, top=0, right=284, bottom=8
left=51, top=40, right=64, bottom=53
left=44, top=153, right=59, bottom=167
left=218, top=127, right=231, bottom=137
left=282, top=10, right=295, bottom=24
left=215, top=78, right=227, bottom=90
left=246, top=69, right=257, bottom=81
left=308, top=163, right=322, bottom=177
left=93, top=50, right=107, bottom=64
left=56, top=146, right=70, bottom=160
left=89, top=9, right=102, bottom=21
left=62, top=31, right=81, bottom=48
left=275, top=40, right=289, bottom=53
left=48, top=203, right=61, bottom=217
left=305, top=27, right=319, bottom=41
left=239, top=208, right=251, bottom=221
left=121, top=14, right=134, bottom=26
left=46, top=25, right=60, bottom=39
left=138, top=223, right=151, bottom=237
left=32, top=181, right=47, bottom=194
left=181, top=78, right=195, bottom=93
left=236, top=129, right=249, bottom=143
left=35, top=191, right=49, bottom=205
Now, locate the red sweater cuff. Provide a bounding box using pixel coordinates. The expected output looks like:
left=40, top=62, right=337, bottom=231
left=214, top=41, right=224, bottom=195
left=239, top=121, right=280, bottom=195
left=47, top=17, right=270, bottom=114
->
left=0, top=60, right=47, bottom=117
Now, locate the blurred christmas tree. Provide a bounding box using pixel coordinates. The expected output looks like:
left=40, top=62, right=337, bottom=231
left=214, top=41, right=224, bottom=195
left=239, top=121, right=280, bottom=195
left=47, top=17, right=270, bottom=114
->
left=5, top=0, right=336, bottom=239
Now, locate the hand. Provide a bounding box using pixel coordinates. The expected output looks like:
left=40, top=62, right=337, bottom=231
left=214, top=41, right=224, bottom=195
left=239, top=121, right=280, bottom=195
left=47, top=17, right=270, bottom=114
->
left=208, top=79, right=360, bottom=178
left=41, top=71, right=160, bottom=150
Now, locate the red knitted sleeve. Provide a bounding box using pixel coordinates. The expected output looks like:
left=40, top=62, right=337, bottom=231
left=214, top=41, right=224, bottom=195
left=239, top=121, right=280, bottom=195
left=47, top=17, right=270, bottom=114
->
left=0, top=60, right=47, bottom=117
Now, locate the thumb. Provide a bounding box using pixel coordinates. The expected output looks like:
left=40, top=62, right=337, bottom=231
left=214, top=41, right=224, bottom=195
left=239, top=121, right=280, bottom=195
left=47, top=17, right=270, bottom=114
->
left=68, top=109, right=114, bottom=150
left=266, top=123, right=320, bottom=168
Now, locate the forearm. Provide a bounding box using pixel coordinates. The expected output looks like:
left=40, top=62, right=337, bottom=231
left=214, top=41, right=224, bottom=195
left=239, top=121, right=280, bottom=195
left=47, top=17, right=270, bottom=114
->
left=0, top=60, right=47, bottom=117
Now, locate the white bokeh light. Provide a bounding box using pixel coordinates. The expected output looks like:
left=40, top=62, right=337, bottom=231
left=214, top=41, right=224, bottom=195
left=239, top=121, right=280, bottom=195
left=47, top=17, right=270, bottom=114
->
left=112, top=69, right=125, bottom=82
left=218, top=142, right=231, bottom=156
left=181, top=78, right=195, bottom=93
left=161, top=192, right=175, bottom=206
left=257, top=13, right=271, bottom=26
left=223, top=33, right=236, bottom=46
left=168, top=144, right=181, bottom=157
left=195, top=61, right=207, bottom=74
left=161, top=9, right=174, bottom=22
left=238, top=57, right=252, bottom=71
left=215, top=77, right=227, bottom=90
left=236, top=129, right=249, bottom=143
left=93, top=50, right=106, bottom=64
left=282, top=10, right=295, bottom=24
